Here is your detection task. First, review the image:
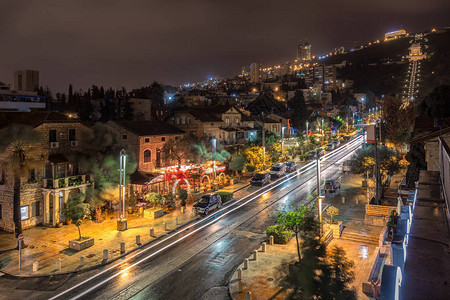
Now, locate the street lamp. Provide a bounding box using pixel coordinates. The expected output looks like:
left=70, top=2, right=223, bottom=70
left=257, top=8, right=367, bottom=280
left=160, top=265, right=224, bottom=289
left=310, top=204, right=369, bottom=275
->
left=306, top=121, right=309, bottom=140
left=117, top=149, right=127, bottom=231
left=212, top=138, right=217, bottom=181
left=281, top=126, right=286, bottom=160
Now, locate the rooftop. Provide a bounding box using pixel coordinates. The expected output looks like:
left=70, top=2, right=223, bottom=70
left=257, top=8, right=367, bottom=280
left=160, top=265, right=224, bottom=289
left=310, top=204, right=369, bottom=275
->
left=0, top=111, right=80, bottom=129
left=112, top=120, right=185, bottom=136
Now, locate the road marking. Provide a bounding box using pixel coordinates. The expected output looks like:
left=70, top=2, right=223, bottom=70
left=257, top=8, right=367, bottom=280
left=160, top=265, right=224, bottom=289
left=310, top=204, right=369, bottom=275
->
left=50, top=136, right=363, bottom=300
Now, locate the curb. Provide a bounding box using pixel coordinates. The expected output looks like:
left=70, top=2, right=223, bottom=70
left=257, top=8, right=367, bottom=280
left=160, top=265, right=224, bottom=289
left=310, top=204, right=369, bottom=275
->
left=0, top=215, right=201, bottom=279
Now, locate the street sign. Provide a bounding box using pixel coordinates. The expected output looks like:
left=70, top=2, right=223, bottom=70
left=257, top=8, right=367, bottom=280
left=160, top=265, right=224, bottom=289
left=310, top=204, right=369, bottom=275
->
left=17, top=234, right=24, bottom=241
left=367, top=124, right=376, bottom=144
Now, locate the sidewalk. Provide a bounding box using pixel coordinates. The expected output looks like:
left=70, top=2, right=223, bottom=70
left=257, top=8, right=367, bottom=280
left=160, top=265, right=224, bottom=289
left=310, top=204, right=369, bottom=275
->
left=0, top=181, right=251, bottom=277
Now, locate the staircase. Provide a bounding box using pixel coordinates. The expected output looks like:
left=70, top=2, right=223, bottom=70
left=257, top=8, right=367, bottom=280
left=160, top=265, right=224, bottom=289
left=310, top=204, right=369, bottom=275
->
left=340, top=231, right=379, bottom=246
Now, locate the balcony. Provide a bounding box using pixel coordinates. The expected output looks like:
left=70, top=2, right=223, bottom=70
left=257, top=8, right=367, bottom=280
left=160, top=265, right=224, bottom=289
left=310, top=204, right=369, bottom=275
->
left=42, top=174, right=93, bottom=189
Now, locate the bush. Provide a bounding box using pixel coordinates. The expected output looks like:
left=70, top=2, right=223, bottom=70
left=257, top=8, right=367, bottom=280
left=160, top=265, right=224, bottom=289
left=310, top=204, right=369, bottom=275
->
left=246, top=164, right=256, bottom=172
left=266, top=225, right=293, bottom=244
left=218, top=191, right=234, bottom=203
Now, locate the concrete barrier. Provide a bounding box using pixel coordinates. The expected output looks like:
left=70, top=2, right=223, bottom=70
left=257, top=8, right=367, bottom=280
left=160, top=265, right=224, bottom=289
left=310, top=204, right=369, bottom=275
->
left=269, top=235, right=274, bottom=245
left=238, top=280, right=244, bottom=293
left=32, top=261, right=38, bottom=272
left=150, top=228, right=155, bottom=237
left=120, top=242, right=125, bottom=254
left=262, top=242, right=267, bottom=252
left=103, top=249, right=108, bottom=261
left=238, top=268, right=243, bottom=280
left=246, top=291, right=252, bottom=300
left=244, top=258, right=249, bottom=269
left=136, top=235, right=141, bottom=245
left=56, top=259, right=61, bottom=271
left=176, top=217, right=179, bottom=226
left=79, top=256, right=85, bottom=266
left=253, top=250, right=258, bottom=260
left=164, top=222, right=168, bottom=231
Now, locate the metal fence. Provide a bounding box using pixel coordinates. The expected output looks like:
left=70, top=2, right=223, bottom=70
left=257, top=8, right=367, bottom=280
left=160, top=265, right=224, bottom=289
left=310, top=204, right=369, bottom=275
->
left=439, top=137, right=450, bottom=220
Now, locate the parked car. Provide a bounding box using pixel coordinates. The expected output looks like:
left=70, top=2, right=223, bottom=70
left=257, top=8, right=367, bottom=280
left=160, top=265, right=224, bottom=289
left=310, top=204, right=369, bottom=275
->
left=315, top=148, right=325, bottom=157
left=285, top=161, right=297, bottom=173
left=325, top=143, right=334, bottom=151
left=342, top=160, right=351, bottom=173
left=193, top=193, right=222, bottom=215
left=250, top=172, right=271, bottom=186
left=332, top=139, right=340, bottom=147
left=324, top=179, right=341, bottom=193
left=269, top=163, right=286, bottom=178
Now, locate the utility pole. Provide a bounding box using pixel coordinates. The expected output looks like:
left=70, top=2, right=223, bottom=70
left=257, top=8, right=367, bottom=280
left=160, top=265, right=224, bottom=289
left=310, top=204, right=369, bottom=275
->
left=374, top=122, right=381, bottom=203
left=316, top=155, right=321, bottom=197
left=262, top=124, right=266, bottom=168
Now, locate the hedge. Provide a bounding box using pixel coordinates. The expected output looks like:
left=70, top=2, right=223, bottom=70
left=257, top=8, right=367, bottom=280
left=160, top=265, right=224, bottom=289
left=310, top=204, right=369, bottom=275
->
left=266, top=225, right=292, bottom=244
left=218, top=191, right=234, bottom=204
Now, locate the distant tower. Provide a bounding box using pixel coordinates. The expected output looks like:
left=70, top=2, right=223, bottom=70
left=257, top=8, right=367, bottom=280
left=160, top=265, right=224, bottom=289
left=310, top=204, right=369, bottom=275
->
left=14, top=70, right=39, bottom=92
left=297, top=42, right=312, bottom=61
left=250, top=63, right=261, bottom=83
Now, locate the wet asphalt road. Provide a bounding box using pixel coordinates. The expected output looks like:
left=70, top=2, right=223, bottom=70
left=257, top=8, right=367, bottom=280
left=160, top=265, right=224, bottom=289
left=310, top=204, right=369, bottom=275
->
left=0, top=135, right=362, bottom=300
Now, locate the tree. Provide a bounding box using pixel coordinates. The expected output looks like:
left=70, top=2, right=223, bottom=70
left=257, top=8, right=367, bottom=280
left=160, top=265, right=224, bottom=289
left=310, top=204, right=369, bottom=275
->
left=326, top=206, right=339, bottom=223
left=381, top=96, right=415, bottom=146
left=0, top=125, right=44, bottom=242
left=288, top=91, right=309, bottom=130
left=350, top=145, right=403, bottom=183
left=178, top=188, right=188, bottom=206
left=229, top=155, right=246, bottom=174
left=145, top=192, right=163, bottom=207
left=276, top=204, right=317, bottom=262
left=162, top=135, right=200, bottom=167
left=63, top=194, right=90, bottom=240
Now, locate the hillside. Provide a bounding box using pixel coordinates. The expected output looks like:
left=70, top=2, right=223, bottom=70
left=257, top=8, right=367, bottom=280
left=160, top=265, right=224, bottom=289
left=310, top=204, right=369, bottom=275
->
left=320, top=29, right=450, bottom=98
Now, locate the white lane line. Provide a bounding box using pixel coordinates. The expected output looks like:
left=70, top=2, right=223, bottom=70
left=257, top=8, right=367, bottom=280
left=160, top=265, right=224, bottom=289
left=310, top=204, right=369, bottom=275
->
left=51, top=136, right=363, bottom=300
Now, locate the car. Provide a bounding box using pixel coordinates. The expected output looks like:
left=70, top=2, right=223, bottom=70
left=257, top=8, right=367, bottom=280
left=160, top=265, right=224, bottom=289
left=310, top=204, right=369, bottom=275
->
left=324, top=179, right=341, bottom=193
left=332, top=139, right=340, bottom=147
left=325, top=143, right=334, bottom=151
left=250, top=172, right=271, bottom=186
left=285, top=161, right=297, bottom=173
left=269, top=163, right=286, bottom=178
left=315, top=148, right=325, bottom=157
left=342, top=160, right=351, bottom=173
left=193, top=193, right=222, bottom=215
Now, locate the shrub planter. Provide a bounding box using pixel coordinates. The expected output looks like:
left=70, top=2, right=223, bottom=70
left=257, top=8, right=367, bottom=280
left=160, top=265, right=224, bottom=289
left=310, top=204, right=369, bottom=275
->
left=69, top=237, right=94, bottom=251
left=327, top=221, right=343, bottom=238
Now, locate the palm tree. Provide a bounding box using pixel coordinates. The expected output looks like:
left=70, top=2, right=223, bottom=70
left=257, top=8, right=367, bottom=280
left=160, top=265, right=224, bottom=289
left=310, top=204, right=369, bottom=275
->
left=0, top=125, right=44, bottom=244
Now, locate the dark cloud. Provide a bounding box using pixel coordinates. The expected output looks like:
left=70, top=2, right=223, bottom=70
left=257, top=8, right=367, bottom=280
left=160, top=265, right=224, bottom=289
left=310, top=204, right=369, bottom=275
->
left=0, top=0, right=449, bottom=92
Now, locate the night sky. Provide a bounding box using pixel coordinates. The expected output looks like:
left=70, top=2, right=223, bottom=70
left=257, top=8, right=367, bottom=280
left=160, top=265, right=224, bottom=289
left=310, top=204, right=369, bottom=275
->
left=1, top=0, right=449, bottom=93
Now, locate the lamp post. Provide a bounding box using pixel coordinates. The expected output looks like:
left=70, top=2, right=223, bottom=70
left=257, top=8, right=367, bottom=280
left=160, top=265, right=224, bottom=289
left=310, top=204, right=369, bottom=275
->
left=212, top=138, right=217, bottom=182
left=319, top=196, right=324, bottom=236
left=281, top=126, right=285, bottom=160
left=117, top=149, right=127, bottom=231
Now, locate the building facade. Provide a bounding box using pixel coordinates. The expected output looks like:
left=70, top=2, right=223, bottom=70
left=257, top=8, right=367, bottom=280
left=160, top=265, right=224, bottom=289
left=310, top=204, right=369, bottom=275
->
left=14, top=70, right=39, bottom=92
left=297, top=42, right=312, bottom=61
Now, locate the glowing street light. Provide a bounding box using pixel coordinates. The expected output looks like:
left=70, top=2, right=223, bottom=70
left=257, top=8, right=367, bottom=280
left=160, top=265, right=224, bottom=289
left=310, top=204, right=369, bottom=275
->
left=281, top=126, right=286, bottom=159
left=212, top=138, right=217, bottom=181
left=117, top=149, right=127, bottom=231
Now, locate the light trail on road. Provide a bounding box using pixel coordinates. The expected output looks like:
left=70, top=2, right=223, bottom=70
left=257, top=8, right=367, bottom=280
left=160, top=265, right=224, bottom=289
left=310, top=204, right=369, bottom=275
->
left=50, top=134, right=363, bottom=300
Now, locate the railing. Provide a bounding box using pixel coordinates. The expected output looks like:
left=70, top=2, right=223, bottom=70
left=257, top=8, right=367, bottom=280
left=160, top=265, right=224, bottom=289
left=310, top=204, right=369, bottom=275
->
left=438, top=137, right=450, bottom=221
left=43, top=174, right=92, bottom=189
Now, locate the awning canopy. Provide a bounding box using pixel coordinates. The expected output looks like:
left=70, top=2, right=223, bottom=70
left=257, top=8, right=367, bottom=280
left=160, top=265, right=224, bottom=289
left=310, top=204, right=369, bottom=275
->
left=130, top=170, right=161, bottom=185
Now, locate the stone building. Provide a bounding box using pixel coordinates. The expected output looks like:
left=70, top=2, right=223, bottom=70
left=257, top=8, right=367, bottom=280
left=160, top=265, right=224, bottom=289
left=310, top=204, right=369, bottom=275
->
left=0, top=112, right=92, bottom=232
left=107, top=121, right=185, bottom=172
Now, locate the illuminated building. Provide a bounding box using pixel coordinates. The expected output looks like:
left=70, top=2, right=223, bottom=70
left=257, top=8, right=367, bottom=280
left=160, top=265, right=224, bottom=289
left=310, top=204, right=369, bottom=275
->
left=384, top=30, right=407, bottom=41
left=250, top=62, right=261, bottom=83
left=297, top=42, right=312, bottom=61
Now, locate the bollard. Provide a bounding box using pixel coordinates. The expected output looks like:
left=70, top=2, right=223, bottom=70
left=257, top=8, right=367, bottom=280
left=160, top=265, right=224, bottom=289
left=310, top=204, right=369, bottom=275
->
left=182, top=206, right=186, bottom=214
left=238, top=280, right=244, bottom=293
left=164, top=222, right=168, bottom=231
left=269, top=235, right=274, bottom=245
left=244, top=258, right=249, bottom=269
left=253, top=250, right=258, bottom=260
left=120, top=242, right=125, bottom=254
left=262, top=242, right=267, bottom=252
left=342, top=197, right=345, bottom=204
left=356, top=198, right=359, bottom=205
left=56, top=259, right=61, bottom=271
left=150, top=228, right=155, bottom=237
left=176, top=217, right=179, bottom=226
left=238, top=268, right=243, bottom=280
left=80, top=256, right=85, bottom=267
left=103, top=249, right=108, bottom=261
left=246, top=291, right=252, bottom=300
left=192, top=208, right=196, bottom=216
left=32, top=261, right=39, bottom=272
left=136, top=235, right=141, bottom=245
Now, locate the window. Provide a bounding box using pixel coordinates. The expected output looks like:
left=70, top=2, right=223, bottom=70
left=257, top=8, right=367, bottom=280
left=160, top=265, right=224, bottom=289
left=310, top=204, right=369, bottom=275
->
left=145, top=138, right=150, bottom=143
left=31, top=201, right=40, bottom=217
left=20, top=206, right=29, bottom=220
left=49, top=130, right=57, bottom=142
left=0, top=166, right=5, bottom=184
left=187, top=118, right=191, bottom=124
left=68, top=129, right=76, bottom=141
left=225, top=117, right=230, bottom=124
left=122, top=134, right=127, bottom=140
left=175, top=136, right=179, bottom=140
left=176, top=118, right=180, bottom=125
left=210, top=123, right=214, bottom=126
left=28, top=169, right=36, bottom=183
left=235, top=117, right=239, bottom=124
left=161, top=137, right=165, bottom=142
left=144, top=150, right=151, bottom=163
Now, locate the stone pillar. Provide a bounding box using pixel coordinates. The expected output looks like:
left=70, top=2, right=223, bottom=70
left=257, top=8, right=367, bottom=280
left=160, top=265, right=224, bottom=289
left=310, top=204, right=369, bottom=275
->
left=42, top=190, right=51, bottom=225
left=52, top=191, right=58, bottom=226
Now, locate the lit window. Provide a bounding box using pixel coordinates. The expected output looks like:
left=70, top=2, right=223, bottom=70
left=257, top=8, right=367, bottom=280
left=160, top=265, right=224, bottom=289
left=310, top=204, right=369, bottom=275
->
left=20, top=206, right=29, bottom=220
left=144, top=150, right=151, bottom=163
